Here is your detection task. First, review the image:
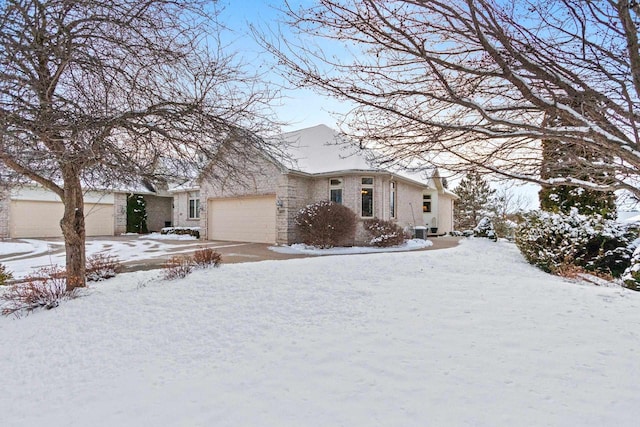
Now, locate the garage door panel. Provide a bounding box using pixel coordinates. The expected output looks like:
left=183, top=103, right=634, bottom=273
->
left=208, top=196, right=276, bottom=244
left=10, top=201, right=114, bottom=238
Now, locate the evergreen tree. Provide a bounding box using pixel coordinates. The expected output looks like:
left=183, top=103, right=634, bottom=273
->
left=454, top=171, right=495, bottom=230
left=539, top=102, right=617, bottom=219
left=126, top=194, right=148, bottom=234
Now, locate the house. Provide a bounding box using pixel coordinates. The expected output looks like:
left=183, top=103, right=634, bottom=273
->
left=0, top=183, right=172, bottom=239
left=171, top=124, right=458, bottom=244
left=0, top=124, right=457, bottom=243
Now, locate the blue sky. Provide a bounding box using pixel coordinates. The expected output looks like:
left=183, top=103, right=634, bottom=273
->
left=217, top=0, right=349, bottom=131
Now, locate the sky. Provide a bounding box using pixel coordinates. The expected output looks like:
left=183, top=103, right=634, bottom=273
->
left=216, top=0, right=351, bottom=132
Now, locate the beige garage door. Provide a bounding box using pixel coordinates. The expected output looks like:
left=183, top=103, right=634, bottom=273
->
left=208, top=196, right=276, bottom=243
left=10, top=201, right=114, bottom=238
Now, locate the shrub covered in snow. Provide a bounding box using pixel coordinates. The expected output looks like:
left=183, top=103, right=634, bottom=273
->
left=0, top=264, right=13, bottom=286
left=473, top=217, right=497, bottom=241
left=515, top=209, right=637, bottom=277
left=161, top=227, right=200, bottom=239
left=363, top=218, right=405, bottom=247
left=86, top=253, right=123, bottom=282
left=621, top=246, right=640, bottom=291
left=295, top=201, right=357, bottom=248
left=1, top=265, right=79, bottom=317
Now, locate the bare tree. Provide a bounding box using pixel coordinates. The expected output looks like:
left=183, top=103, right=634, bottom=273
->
left=259, top=0, right=640, bottom=195
left=0, top=0, right=279, bottom=289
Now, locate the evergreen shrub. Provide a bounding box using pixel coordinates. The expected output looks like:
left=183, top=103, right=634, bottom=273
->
left=295, top=201, right=357, bottom=248
left=515, top=209, right=637, bottom=278
left=0, top=264, right=13, bottom=286
left=363, top=218, right=405, bottom=247
left=161, top=227, right=200, bottom=239
left=473, top=217, right=497, bottom=241
left=126, top=194, right=148, bottom=233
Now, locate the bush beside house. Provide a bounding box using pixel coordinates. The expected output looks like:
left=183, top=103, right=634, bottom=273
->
left=363, top=218, right=405, bottom=247
left=295, top=201, right=357, bottom=248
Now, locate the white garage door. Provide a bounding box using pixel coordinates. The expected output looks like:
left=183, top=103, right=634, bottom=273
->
left=207, top=196, right=276, bottom=244
left=10, top=201, right=114, bottom=238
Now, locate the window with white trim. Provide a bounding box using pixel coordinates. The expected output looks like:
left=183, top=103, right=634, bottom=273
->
left=329, top=178, right=343, bottom=204
left=188, top=191, right=200, bottom=219
left=361, top=177, right=374, bottom=217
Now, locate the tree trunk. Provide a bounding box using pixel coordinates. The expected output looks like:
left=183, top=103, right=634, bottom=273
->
left=59, top=171, right=86, bottom=290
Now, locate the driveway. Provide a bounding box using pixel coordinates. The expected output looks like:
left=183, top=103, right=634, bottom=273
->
left=0, top=234, right=461, bottom=277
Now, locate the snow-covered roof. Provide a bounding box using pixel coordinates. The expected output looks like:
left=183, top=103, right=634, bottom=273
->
left=279, top=124, right=373, bottom=174
left=279, top=124, right=440, bottom=189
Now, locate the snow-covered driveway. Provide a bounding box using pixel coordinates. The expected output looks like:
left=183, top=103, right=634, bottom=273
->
left=1, top=239, right=639, bottom=426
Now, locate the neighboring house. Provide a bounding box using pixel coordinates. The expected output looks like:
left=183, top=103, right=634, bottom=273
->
left=171, top=124, right=458, bottom=245
left=0, top=183, right=172, bottom=239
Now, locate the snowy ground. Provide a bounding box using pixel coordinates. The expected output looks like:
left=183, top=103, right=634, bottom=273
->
left=0, top=235, right=218, bottom=278
left=270, top=238, right=433, bottom=255
left=1, top=239, right=639, bottom=426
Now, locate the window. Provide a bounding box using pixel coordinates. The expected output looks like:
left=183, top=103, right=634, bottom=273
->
left=361, top=177, right=374, bottom=217
left=329, top=178, right=343, bottom=204
left=423, top=194, right=432, bottom=213
left=390, top=181, right=397, bottom=218
left=188, top=191, right=200, bottom=219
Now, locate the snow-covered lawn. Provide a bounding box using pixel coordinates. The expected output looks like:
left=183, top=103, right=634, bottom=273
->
left=0, top=235, right=228, bottom=278
left=270, top=238, right=433, bottom=255
left=1, top=239, right=639, bottom=426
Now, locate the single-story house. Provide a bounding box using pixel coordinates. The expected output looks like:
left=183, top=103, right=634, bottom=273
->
left=0, top=124, right=457, bottom=243
left=171, top=124, right=458, bottom=244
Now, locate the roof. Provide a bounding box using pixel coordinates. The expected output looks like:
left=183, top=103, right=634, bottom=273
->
left=279, top=124, right=374, bottom=174
left=278, top=124, right=454, bottom=194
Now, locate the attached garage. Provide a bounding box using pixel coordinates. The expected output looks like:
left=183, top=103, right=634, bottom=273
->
left=9, top=200, right=114, bottom=238
left=207, top=195, right=276, bottom=244
left=5, top=186, right=116, bottom=239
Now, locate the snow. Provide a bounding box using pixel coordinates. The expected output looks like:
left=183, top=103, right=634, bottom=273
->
left=270, top=238, right=433, bottom=255
left=140, top=232, right=199, bottom=241
left=1, top=239, right=639, bottom=426
left=280, top=124, right=373, bottom=174
left=0, top=237, right=214, bottom=278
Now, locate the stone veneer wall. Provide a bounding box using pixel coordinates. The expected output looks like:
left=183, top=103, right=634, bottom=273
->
left=144, top=195, right=173, bottom=232
left=0, top=191, right=9, bottom=238
left=114, top=192, right=127, bottom=235
left=278, top=174, right=313, bottom=244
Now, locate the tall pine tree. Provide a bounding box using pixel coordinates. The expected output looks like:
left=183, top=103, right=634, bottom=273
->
left=454, top=171, right=495, bottom=230
left=539, top=100, right=616, bottom=218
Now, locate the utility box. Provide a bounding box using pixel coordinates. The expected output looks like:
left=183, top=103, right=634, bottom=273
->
left=414, top=226, right=427, bottom=240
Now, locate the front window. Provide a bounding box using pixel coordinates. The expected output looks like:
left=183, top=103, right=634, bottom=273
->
left=329, top=178, right=343, bottom=204
left=423, top=194, right=432, bottom=213
left=188, top=191, right=200, bottom=219
left=390, top=181, right=397, bottom=218
left=361, top=177, right=374, bottom=217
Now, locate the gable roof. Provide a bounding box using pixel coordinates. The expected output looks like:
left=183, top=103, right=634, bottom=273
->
left=279, top=124, right=373, bottom=174
left=278, top=124, right=450, bottom=192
